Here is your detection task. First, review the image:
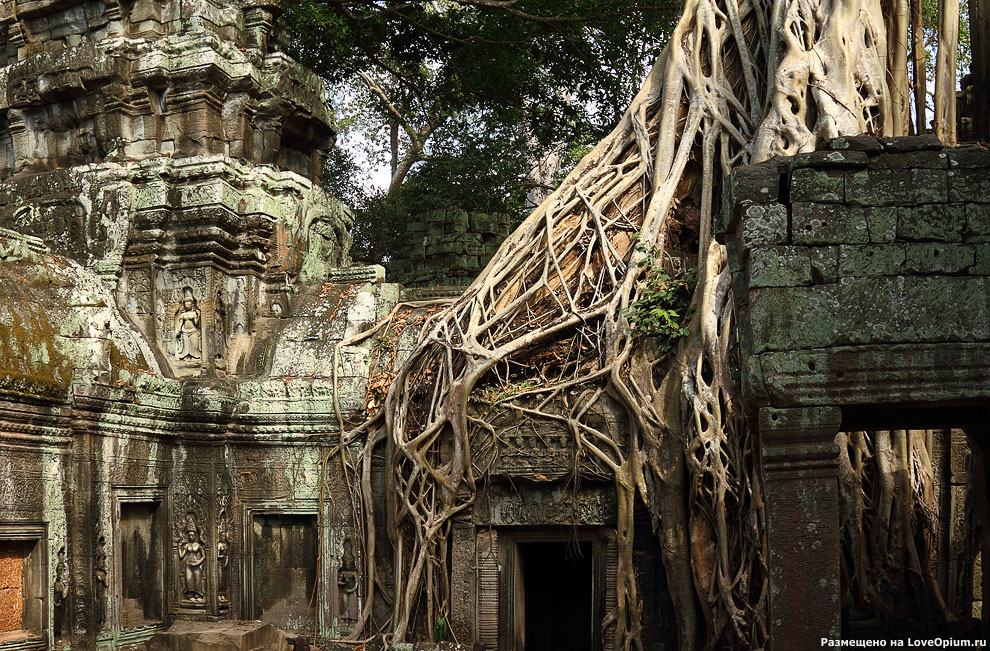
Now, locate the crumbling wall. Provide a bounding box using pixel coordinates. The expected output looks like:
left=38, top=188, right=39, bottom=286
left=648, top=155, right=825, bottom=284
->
left=389, top=208, right=513, bottom=287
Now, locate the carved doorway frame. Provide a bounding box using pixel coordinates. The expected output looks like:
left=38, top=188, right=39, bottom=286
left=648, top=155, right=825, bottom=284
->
left=111, top=485, right=169, bottom=643
left=0, top=522, right=48, bottom=651
left=497, top=528, right=607, bottom=651
left=239, top=499, right=330, bottom=635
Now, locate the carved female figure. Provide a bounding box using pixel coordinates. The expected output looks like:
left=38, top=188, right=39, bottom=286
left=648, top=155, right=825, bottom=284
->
left=174, top=287, right=202, bottom=360
left=94, top=535, right=108, bottom=625
left=178, top=514, right=206, bottom=603
left=337, top=537, right=359, bottom=623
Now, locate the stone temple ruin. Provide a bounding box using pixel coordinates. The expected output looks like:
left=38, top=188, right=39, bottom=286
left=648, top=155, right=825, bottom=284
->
left=0, top=1, right=987, bottom=650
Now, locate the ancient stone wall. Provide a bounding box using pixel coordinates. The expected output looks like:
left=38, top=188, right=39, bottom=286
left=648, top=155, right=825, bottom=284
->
left=389, top=208, right=513, bottom=288
left=718, top=135, right=990, bottom=646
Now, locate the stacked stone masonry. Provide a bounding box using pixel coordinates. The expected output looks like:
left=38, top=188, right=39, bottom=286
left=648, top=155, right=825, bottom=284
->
left=718, top=134, right=990, bottom=649
left=389, top=208, right=513, bottom=287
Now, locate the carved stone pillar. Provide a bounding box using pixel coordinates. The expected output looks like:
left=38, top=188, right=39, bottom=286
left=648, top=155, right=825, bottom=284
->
left=449, top=518, right=476, bottom=643
left=760, top=406, right=842, bottom=649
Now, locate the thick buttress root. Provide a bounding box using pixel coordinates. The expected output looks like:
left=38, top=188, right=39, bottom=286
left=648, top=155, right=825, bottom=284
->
left=326, top=0, right=903, bottom=648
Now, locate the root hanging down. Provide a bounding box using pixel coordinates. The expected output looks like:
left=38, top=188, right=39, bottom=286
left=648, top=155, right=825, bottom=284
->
left=327, top=0, right=904, bottom=648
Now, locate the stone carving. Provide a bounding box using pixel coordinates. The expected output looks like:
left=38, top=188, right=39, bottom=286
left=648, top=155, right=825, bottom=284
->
left=174, top=288, right=202, bottom=361
left=216, top=539, right=229, bottom=607
left=54, top=546, right=68, bottom=636
left=337, top=537, right=359, bottom=625
left=481, top=490, right=616, bottom=526
left=94, top=535, right=109, bottom=627
left=215, top=289, right=228, bottom=361
left=178, top=512, right=207, bottom=604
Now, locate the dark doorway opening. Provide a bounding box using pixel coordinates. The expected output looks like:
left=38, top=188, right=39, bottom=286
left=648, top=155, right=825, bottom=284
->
left=252, top=513, right=318, bottom=631
left=119, top=501, right=164, bottom=626
left=519, top=540, right=593, bottom=651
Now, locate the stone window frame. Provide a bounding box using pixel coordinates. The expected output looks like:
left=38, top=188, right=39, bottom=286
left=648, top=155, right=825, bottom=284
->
left=0, top=521, right=48, bottom=651
left=111, top=486, right=169, bottom=637
left=239, top=499, right=330, bottom=634
left=496, top=527, right=609, bottom=651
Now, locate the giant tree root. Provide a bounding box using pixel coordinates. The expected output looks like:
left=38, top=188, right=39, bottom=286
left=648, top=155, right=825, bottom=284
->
left=327, top=0, right=910, bottom=648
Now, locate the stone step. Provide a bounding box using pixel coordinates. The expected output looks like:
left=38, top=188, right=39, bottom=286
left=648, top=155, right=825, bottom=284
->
left=145, top=621, right=290, bottom=651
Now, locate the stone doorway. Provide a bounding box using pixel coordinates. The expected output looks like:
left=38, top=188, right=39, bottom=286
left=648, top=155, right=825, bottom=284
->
left=250, top=513, right=318, bottom=631
left=0, top=523, right=47, bottom=649
left=119, top=501, right=165, bottom=627
left=498, top=530, right=605, bottom=651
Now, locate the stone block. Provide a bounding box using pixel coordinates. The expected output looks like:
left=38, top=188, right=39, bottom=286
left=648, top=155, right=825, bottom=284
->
left=790, top=168, right=844, bottom=203
left=827, top=135, right=883, bottom=153
left=838, top=244, right=906, bottom=277
left=790, top=150, right=869, bottom=170
left=808, top=246, right=839, bottom=284
left=972, top=246, right=990, bottom=275
left=964, top=204, right=990, bottom=242
left=738, top=202, right=788, bottom=249
left=896, top=204, right=966, bottom=242
left=948, top=168, right=990, bottom=202
left=904, top=243, right=975, bottom=275
left=847, top=168, right=948, bottom=206
left=729, top=159, right=785, bottom=205
left=865, top=206, right=897, bottom=242
left=867, top=150, right=949, bottom=170
left=748, top=277, right=990, bottom=352
left=878, top=134, right=943, bottom=152
left=947, top=146, right=990, bottom=168
left=749, top=285, right=843, bottom=352
left=792, top=203, right=868, bottom=245
left=747, top=246, right=813, bottom=288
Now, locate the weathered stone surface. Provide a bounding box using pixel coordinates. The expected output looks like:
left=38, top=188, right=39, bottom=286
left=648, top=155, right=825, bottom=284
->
left=950, top=168, right=990, bottom=202
left=864, top=206, right=897, bottom=242
left=904, top=243, right=976, bottom=275
left=867, top=150, right=949, bottom=170
left=807, top=246, right=839, bottom=284
left=748, top=246, right=813, bottom=288
left=749, top=277, right=990, bottom=352
left=964, top=204, right=990, bottom=242
left=790, top=168, right=844, bottom=202
left=738, top=202, right=788, bottom=249
left=755, top=343, right=990, bottom=407
left=790, top=149, right=869, bottom=170
left=879, top=134, right=944, bottom=152
left=792, top=202, right=869, bottom=245
left=391, top=208, right=513, bottom=287
left=896, top=204, right=966, bottom=241
left=827, top=135, right=883, bottom=153
left=846, top=168, right=948, bottom=206
left=146, top=621, right=289, bottom=650
left=837, top=244, right=906, bottom=277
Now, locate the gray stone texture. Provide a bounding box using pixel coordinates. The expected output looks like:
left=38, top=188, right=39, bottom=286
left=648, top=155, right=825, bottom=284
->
left=718, top=136, right=990, bottom=646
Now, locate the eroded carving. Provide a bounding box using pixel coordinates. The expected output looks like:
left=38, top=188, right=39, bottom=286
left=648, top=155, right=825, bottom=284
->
left=337, top=537, right=359, bottom=625
left=174, top=288, right=202, bottom=361
left=54, top=546, right=68, bottom=636
left=178, top=512, right=206, bottom=605
left=94, top=535, right=109, bottom=627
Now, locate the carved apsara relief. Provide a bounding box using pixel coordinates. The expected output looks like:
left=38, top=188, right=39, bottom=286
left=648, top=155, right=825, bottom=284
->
left=178, top=512, right=206, bottom=605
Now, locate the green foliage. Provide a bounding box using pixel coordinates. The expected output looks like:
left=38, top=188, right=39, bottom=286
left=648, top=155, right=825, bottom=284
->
left=433, top=616, right=449, bottom=642
left=624, top=244, right=696, bottom=351
left=283, top=0, right=679, bottom=263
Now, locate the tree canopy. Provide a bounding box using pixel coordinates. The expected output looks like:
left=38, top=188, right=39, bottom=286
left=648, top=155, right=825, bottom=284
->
left=281, top=0, right=680, bottom=261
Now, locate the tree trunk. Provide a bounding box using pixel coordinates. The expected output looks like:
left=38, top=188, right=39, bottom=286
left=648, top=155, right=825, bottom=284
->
left=889, top=0, right=912, bottom=134
left=911, top=0, right=927, bottom=133
left=935, top=0, right=959, bottom=143
left=969, top=0, right=990, bottom=140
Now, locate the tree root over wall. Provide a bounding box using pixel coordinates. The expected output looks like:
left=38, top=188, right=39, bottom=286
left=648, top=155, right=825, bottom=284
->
left=323, top=0, right=966, bottom=648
